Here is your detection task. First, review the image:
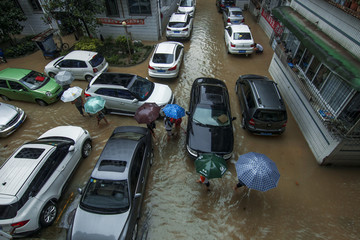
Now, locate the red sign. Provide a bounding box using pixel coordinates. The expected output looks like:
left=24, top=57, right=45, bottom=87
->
left=97, top=18, right=145, bottom=25
left=261, top=9, right=283, bottom=36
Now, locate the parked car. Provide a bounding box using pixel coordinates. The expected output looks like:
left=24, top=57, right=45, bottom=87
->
left=166, top=12, right=194, bottom=41
left=177, top=0, right=196, bottom=17
left=148, top=41, right=184, bottom=78
left=0, top=68, right=63, bottom=106
left=236, top=74, right=287, bottom=135
left=216, top=0, right=235, bottom=13
left=44, top=50, right=109, bottom=82
left=224, top=24, right=255, bottom=55
left=0, top=102, right=26, bottom=137
left=186, top=78, right=235, bottom=160
left=67, top=126, right=153, bottom=240
left=223, top=7, right=244, bottom=26
left=0, top=126, right=92, bottom=237
left=85, top=72, right=174, bottom=115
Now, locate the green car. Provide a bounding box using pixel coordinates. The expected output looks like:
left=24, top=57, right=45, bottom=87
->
left=0, top=68, right=63, bottom=106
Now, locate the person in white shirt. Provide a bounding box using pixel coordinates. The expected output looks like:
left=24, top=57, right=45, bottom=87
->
left=254, top=43, right=264, bottom=53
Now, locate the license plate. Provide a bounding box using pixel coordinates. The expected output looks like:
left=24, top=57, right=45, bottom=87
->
left=239, top=50, right=246, bottom=53
left=157, top=70, right=165, bottom=72
left=174, top=31, right=180, bottom=33
left=15, top=120, right=23, bottom=128
left=234, top=21, right=239, bottom=23
left=260, top=132, right=272, bottom=136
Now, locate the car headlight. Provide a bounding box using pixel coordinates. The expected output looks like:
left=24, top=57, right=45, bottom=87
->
left=0, top=125, right=6, bottom=131
left=45, top=91, right=53, bottom=97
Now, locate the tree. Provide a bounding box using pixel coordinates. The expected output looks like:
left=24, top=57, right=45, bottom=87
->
left=0, top=1, right=27, bottom=43
left=42, top=0, right=105, bottom=38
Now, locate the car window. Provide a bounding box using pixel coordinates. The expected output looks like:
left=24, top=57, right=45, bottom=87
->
left=8, top=81, right=27, bottom=91
left=168, top=21, right=187, bottom=28
left=89, top=54, right=105, bottom=67
left=175, top=46, right=183, bottom=60
left=0, top=79, right=8, bottom=88
left=58, top=60, right=72, bottom=68
left=234, top=32, right=251, bottom=40
left=72, top=60, right=87, bottom=68
left=128, top=76, right=154, bottom=101
left=94, top=88, right=134, bottom=100
left=245, top=87, right=255, bottom=109
left=129, top=143, right=145, bottom=196
left=80, top=179, right=130, bottom=214
left=152, top=53, right=174, bottom=64
left=226, top=27, right=232, bottom=36
left=231, top=10, right=242, bottom=16
left=117, top=89, right=134, bottom=100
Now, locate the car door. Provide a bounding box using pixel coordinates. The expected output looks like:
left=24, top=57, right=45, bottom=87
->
left=70, top=60, right=88, bottom=79
left=224, top=27, right=232, bottom=48
left=0, top=79, right=10, bottom=98
left=174, top=45, right=184, bottom=71
left=57, top=59, right=72, bottom=75
left=223, top=8, right=229, bottom=24
left=7, top=81, right=34, bottom=102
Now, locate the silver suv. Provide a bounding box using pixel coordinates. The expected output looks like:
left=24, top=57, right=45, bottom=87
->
left=67, top=126, right=153, bottom=240
left=85, top=73, right=174, bottom=116
left=0, top=126, right=92, bottom=237
left=236, top=74, right=287, bottom=135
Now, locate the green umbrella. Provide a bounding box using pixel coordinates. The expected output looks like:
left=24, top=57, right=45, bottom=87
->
left=84, top=96, right=106, bottom=114
left=195, top=154, right=228, bottom=179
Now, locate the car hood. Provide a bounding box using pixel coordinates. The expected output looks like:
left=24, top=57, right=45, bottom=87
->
left=146, top=83, right=173, bottom=107
left=178, top=6, right=194, bottom=13
left=71, top=207, right=128, bottom=240
left=0, top=103, right=18, bottom=125
left=38, top=126, right=85, bottom=142
left=187, top=121, right=233, bottom=154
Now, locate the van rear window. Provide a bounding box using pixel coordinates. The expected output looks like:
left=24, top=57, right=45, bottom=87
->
left=254, top=110, right=287, bottom=122
left=90, top=54, right=104, bottom=67
left=15, top=148, right=45, bottom=159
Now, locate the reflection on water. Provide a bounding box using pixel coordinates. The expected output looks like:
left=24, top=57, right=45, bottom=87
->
left=0, top=0, right=359, bottom=239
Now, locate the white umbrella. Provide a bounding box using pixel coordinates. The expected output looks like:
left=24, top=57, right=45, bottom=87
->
left=55, top=71, right=75, bottom=86
left=61, top=86, right=83, bottom=102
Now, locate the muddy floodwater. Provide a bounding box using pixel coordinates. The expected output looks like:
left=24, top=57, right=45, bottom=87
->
left=1, top=0, right=360, bottom=239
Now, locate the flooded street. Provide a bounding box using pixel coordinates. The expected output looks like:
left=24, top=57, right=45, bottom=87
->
left=1, top=0, right=360, bottom=239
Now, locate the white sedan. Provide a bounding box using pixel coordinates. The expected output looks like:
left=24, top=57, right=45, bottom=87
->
left=224, top=24, right=255, bottom=56
left=148, top=41, right=184, bottom=79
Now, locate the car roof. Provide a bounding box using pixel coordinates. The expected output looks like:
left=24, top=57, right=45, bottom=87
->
left=91, top=126, right=148, bottom=181
left=169, top=13, right=188, bottom=23
left=91, top=73, right=136, bottom=87
left=227, top=7, right=242, bottom=12
left=0, top=68, right=32, bottom=80
left=155, top=42, right=181, bottom=54
left=195, top=78, right=228, bottom=105
left=0, top=144, right=54, bottom=196
left=230, top=24, right=251, bottom=32
left=63, top=50, right=98, bottom=61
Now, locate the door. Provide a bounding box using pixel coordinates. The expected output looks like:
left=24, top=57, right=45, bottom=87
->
left=7, top=81, right=34, bottom=102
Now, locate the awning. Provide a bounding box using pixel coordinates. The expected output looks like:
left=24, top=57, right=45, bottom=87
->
left=272, top=6, right=360, bottom=90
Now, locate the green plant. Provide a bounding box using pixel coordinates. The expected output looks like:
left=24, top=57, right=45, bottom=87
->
left=4, top=40, right=37, bottom=57
left=106, top=54, right=121, bottom=64
left=74, top=37, right=103, bottom=51
left=115, top=35, right=133, bottom=53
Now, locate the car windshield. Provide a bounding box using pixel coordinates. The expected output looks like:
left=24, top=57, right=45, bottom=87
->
left=80, top=178, right=130, bottom=214
left=233, top=32, right=251, bottom=40
left=193, top=105, right=230, bottom=126
left=152, top=53, right=174, bottom=64
left=168, top=22, right=187, bottom=28
left=89, top=54, right=104, bottom=67
left=128, top=75, right=154, bottom=101
left=254, top=110, right=287, bottom=122
left=20, top=71, right=50, bottom=90
left=180, top=0, right=193, bottom=7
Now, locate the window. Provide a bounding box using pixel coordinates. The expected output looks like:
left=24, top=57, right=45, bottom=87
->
left=72, top=60, right=87, bottom=68
left=8, top=81, right=27, bottom=91
left=299, top=49, right=312, bottom=72
left=58, top=60, right=72, bottom=68
left=28, top=0, right=41, bottom=11
left=128, top=0, right=151, bottom=15
left=105, top=0, right=120, bottom=17
left=0, top=80, right=8, bottom=88
left=312, top=64, right=330, bottom=90
left=306, top=56, right=321, bottom=81
left=175, top=46, right=183, bottom=60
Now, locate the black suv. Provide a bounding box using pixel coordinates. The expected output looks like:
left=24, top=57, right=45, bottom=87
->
left=216, top=0, right=235, bottom=13
left=236, top=75, right=287, bottom=135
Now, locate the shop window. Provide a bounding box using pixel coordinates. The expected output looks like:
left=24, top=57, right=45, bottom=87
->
left=128, top=0, right=151, bottom=15
left=339, top=92, right=360, bottom=126
left=105, top=0, right=120, bottom=17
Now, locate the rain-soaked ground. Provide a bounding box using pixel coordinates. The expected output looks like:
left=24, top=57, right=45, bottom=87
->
left=1, top=0, right=360, bottom=239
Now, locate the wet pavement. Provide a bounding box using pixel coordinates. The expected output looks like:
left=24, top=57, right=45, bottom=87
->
left=1, top=0, right=360, bottom=239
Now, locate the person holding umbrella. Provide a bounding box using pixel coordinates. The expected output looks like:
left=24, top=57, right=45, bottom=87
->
left=233, top=178, right=248, bottom=191
left=162, top=104, right=185, bottom=138
left=134, top=103, right=161, bottom=138
left=164, top=116, right=174, bottom=139
left=71, top=96, right=87, bottom=117
left=84, top=96, right=109, bottom=126
left=61, top=86, right=89, bottom=117
left=196, top=175, right=210, bottom=191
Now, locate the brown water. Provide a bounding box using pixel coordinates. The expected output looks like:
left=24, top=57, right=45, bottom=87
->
left=1, top=1, right=360, bottom=239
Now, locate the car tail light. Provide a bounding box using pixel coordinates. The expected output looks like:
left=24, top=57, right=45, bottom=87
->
left=168, top=65, right=177, bottom=71
left=84, top=93, right=91, bottom=97
left=148, top=65, right=155, bottom=70
left=249, top=118, right=255, bottom=126
left=230, top=42, right=235, bottom=48
left=282, top=121, right=287, bottom=127
left=251, top=44, right=255, bottom=47
left=227, top=18, right=231, bottom=23
left=11, top=220, right=30, bottom=229
left=242, top=19, right=245, bottom=23
left=93, top=68, right=98, bottom=73
left=220, top=4, right=225, bottom=8
left=183, top=28, right=189, bottom=31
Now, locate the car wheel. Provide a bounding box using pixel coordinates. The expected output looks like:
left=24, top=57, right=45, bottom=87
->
left=48, top=72, right=56, bottom=78
left=85, top=75, right=93, bottom=82
left=81, top=139, right=92, bottom=158
left=131, top=222, right=138, bottom=240
left=39, top=201, right=57, bottom=227
left=0, top=95, right=10, bottom=101
left=36, top=99, right=48, bottom=106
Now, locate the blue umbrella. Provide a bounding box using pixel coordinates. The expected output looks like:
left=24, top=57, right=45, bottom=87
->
left=162, top=104, right=185, bottom=119
left=235, top=152, right=280, bottom=192
left=84, top=96, right=106, bottom=114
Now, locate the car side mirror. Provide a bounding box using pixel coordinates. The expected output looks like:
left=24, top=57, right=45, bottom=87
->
left=135, top=193, right=141, bottom=199
left=78, top=188, right=83, bottom=195
left=69, top=145, right=75, bottom=151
